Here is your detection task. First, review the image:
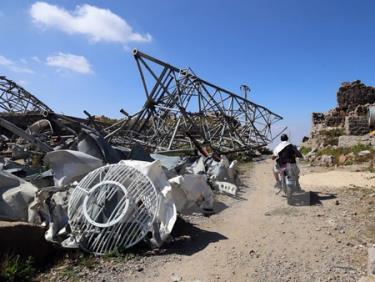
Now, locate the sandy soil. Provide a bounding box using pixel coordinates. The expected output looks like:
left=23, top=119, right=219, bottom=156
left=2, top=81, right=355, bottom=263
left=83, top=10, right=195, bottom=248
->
left=301, top=170, right=375, bottom=189
left=39, top=159, right=374, bottom=282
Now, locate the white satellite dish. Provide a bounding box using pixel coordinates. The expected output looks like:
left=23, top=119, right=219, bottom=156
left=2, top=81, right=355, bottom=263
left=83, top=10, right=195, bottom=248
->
left=68, top=163, right=160, bottom=255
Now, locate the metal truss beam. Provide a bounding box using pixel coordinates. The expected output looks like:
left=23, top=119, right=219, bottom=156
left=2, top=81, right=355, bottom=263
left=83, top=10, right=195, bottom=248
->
left=0, top=76, right=53, bottom=114
left=107, top=50, right=284, bottom=154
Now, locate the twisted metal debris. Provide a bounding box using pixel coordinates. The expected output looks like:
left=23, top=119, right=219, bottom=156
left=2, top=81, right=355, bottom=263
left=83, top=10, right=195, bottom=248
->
left=106, top=50, right=284, bottom=154
left=0, top=76, right=53, bottom=114
left=0, top=51, right=284, bottom=156
left=0, top=52, right=284, bottom=255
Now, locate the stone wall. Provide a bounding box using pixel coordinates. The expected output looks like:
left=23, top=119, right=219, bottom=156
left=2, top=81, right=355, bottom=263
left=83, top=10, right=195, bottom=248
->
left=311, top=108, right=345, bottom=128
left=345, top=116, right=369, bottom=136
left=338, top=135, right=375, bottom=147
left=337, top=80, right=375, bottom=111
left=312, top=112, right=325, bottom=125
left=303, top=81, right=375, bottom=167
left=325, top=113, right=345, bottom=127
left=304, top=80, right=375, bottom=148
left=310, top=81, right=374, bottom=135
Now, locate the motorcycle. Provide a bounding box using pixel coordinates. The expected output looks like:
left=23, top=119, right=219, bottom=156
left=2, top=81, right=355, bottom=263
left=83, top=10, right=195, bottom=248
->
left=277, top=163, right=298, bottom=205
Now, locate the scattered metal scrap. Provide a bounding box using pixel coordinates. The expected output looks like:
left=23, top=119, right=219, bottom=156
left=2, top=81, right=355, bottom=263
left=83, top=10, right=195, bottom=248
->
left=0, top=117, right=53, bottom=152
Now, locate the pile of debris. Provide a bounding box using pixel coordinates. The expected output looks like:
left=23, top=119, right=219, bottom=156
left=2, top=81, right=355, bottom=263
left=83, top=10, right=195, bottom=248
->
left=0, top=127, right=225, bottom=253
left=0, top=112, right=240, bottom=255
left=302, top=80, right=375, bottom=166
left=0, top=50, right=283, bottom=256
left=1, top=149, right=239, bottom=254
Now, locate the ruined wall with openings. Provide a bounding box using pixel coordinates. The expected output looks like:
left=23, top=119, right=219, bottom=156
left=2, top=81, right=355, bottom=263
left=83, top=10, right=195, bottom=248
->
left=305, top=80, right=375, bottom=148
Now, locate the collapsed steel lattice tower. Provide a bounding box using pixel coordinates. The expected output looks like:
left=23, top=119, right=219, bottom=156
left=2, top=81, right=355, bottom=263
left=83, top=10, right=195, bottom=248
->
left=0, top=76, right=52, bottom=113
left=107, top=50, right=284, bottom=154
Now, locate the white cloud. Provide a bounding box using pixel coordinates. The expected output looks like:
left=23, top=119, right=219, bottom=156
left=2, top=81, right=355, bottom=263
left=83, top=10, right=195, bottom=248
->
left=31, top=56, right=41, bottom=63
left=46, top=52, right=93, bottom=74
left=0, top=55, right=34, bottom=74
left=0, top=56, right=13, bottom=66
left=30, top=2, right=152, bottom=46
left=16, top=80, right=28, bottom=87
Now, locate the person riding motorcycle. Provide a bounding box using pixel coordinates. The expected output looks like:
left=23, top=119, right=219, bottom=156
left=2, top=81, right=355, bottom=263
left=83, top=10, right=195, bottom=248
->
left=272, top=134, right=303, bottom=191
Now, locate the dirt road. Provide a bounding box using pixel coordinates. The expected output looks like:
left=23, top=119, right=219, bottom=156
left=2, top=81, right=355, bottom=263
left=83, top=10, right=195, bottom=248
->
left=113, top=159, right=368, bottom=282
left=43, top=159, right=372, bottom=281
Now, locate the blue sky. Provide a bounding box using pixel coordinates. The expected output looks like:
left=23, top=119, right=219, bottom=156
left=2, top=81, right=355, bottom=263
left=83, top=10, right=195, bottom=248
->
left=0, top=0, right=375, bottom=145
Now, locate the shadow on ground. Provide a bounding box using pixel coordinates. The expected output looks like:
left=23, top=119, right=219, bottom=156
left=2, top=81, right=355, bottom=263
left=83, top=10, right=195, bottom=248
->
left=161, top=217, right=228, bottom=256
left=213, top=201, right=229, bottom=213
left=291, top=190, right=336, bottom=206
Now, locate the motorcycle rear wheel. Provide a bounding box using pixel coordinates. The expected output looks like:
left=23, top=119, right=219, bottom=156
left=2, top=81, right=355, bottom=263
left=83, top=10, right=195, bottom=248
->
left=286, top=186, right=293, bottom=205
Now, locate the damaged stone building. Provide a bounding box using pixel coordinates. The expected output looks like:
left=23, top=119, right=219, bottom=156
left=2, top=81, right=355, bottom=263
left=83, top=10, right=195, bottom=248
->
left=303, top=80, right=375, bottom=166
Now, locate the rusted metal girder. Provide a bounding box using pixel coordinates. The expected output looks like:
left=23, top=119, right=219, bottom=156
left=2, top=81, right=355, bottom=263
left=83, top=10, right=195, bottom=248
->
left=106, top=50, right=285, bottom=154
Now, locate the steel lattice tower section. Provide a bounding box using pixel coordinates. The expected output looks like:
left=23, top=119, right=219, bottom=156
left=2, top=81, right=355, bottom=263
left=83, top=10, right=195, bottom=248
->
left=107, top=50, right=284, bottom=154
left=0, top=76, right=53, bottom=114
